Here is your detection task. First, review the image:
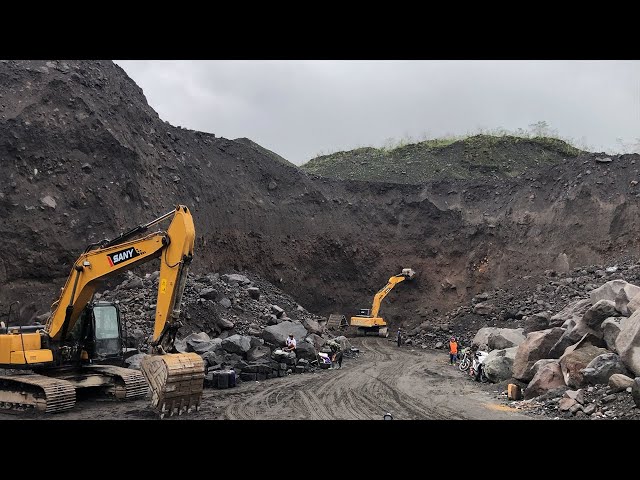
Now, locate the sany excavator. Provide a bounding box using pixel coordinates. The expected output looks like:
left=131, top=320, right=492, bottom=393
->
left=0, top=205, right=204, bottom=417
left=350, top=268, right=416, bottom=337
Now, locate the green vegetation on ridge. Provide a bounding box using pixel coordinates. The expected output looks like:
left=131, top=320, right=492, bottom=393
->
left=300, top=134, right=583, bottom=184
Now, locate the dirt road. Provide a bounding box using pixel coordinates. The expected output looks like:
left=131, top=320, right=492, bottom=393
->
left=0, top=337, right=534, bottom=420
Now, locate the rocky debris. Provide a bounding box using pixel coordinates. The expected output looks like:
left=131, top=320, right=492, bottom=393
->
left=80, top=267, right=348, bottom=388
left=445, top=269, right=640, bottom=420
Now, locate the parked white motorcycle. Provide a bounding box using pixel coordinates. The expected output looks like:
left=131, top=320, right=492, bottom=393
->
left=469, top=350, right=489, bottom=383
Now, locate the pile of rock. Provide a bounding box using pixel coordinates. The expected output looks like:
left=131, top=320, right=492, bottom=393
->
left=460, top=277, right=640, bottom=419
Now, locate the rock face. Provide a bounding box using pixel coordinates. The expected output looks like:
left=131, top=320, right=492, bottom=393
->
left=513, top=328, right=565, bottom=381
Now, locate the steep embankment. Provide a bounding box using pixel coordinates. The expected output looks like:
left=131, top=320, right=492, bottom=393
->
left=1, top=60, right=639, bottom=333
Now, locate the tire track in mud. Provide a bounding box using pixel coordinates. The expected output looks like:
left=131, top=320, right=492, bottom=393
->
left=206, top=336, right=533, bottom=420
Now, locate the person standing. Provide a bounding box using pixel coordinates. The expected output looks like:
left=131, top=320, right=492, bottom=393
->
left=449, top=336, right=459, bottom=365
left=396, top=329, right=402, bottom=347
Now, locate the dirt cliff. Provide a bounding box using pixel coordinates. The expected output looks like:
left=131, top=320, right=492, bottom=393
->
left=1, top=59, right=640, bottom=333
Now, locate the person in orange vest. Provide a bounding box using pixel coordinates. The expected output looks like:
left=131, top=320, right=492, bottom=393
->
left=449, top=336, right=459, bottom=365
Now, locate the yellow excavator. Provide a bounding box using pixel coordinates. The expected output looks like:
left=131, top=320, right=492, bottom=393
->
left=350, top=268, right=415, bottom=337
left=0, top=205, right=204, bottom=417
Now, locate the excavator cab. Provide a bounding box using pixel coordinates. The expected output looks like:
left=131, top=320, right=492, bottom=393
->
left=65, top=301, right=124, bottom=365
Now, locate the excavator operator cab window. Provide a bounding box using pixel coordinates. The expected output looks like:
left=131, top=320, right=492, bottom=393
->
left=92, top=303, right=123, bottom=362
left=358, top=309, right=370, bottom=316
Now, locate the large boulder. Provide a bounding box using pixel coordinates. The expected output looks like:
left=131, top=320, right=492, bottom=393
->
left=513, top=327, right=565, bottom=381
left=583, top=300, right=618, bottom=328
left=615, top=308, right=640, bottom=375
left=530, top=358, right=558, bottom=379
left=221, top=335, right=252, bottom=355
left=524, top=361, right=566, bottom=399
left=247, top=345, right=271, bottom=363
left=294, top=341, right=317, bottom=362
left=262, top=320, right=308, bottom=347
left=581, top=353, right=631, bottom=385
left=615, top=283, right=640, bottom=316
left=334, top=336, right=352, bottom=352
left=305, top=333, right=326, bottom=351
left=199, top=288, right=219, bottom=301
left=590, top=279, right=632, bottom=305
left=488, top=328, right=526, bottom=350
left=472, top=327, right=499, bottom=351
left=302, top=317, right=324, bottom=336
left=548, top=334, right=576, bottom=359
left=627, top=292, right=640, bottom=316
left=215, top=316, right=235, bottom=330
left=523, top=313, right=550, bottom=334
left=559, top=344, right=609, bottom=388
left=608, top=373, right=635, bottom=393
left=221, top=273, right=251, bottom=286
left=483, top=346, right=518, bottom=383
left=125, top=353, right=148, bottom=370
left=602, top=317, right=623, bottom=353
left=560, top=309, right=605, bottom=347
left=549, top=299, right=591, bottom=328
left=184, top=332, right=216, bottom=354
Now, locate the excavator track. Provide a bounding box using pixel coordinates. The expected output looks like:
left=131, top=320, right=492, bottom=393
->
left=83, top=365, right=149, bottom=399
left=141, top=352, right=204, bottom=418
left=0, top=374, right=76, bottom=413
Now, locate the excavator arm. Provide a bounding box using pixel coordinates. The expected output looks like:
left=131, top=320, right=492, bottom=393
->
left=45, top=205, right=195, bottom=351
left=47, top=205, right=202, bottom=417
left=350, top=268, right=415, bottom=337
left=370, top=275, right=409, bottom=318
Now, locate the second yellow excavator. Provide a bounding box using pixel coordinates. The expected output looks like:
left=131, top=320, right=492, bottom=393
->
left=350, top=268, right=415, bottom=337
left=0, top=205, right=204, bottom=417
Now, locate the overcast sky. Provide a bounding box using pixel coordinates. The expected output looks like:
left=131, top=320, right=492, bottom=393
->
left=114, top=60, right=640, bottom=165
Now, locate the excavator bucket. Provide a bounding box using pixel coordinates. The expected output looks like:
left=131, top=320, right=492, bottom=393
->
left=140, top=352, right=205, bottom=418
left=402, top=268, right=416, bottom=280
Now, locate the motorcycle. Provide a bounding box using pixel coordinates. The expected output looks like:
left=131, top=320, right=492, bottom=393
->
left=469, top=350, right=489, bottom=383
left=458, top=347, right=473, bottom=372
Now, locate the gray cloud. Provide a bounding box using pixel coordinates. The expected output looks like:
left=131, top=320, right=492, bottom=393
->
left=115, top=60, right=640, bottom=165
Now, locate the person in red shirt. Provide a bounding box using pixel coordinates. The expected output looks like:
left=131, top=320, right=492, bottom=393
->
left=449, top=336, right=459, bottom=365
